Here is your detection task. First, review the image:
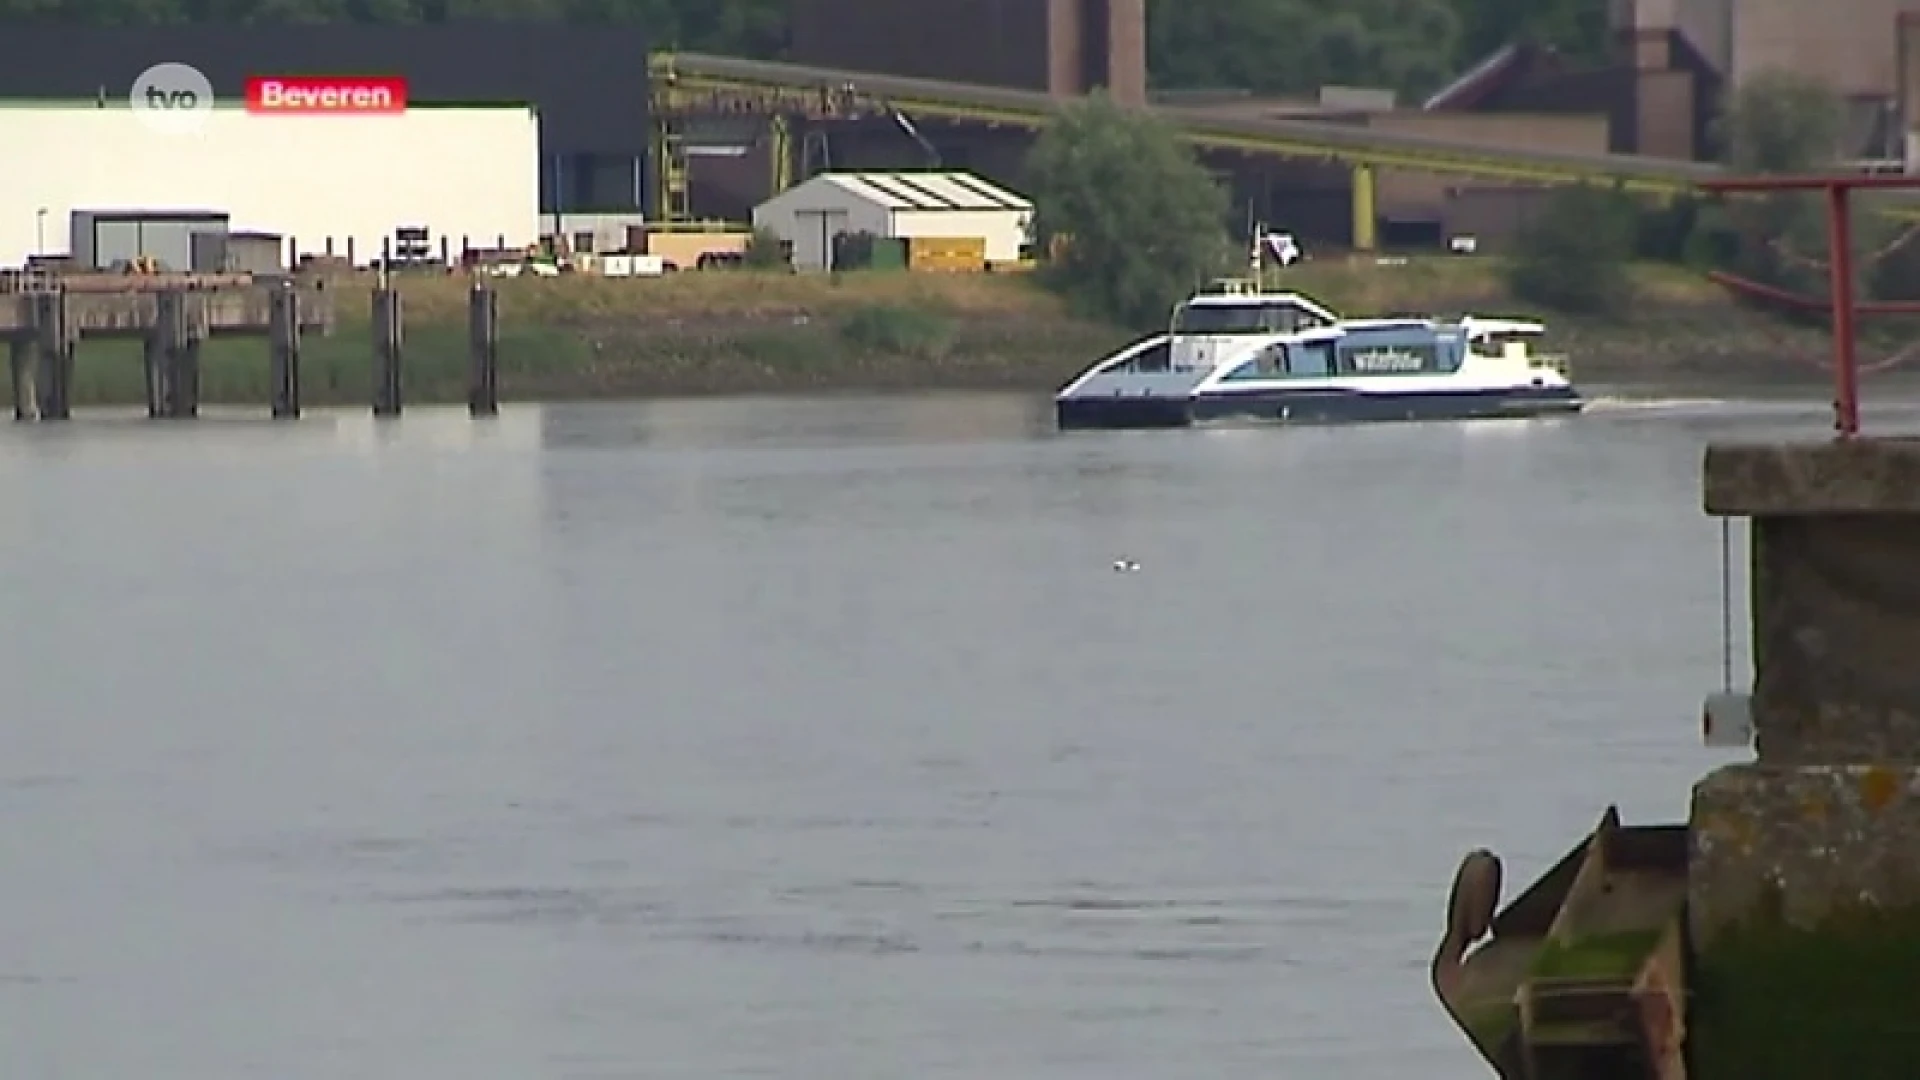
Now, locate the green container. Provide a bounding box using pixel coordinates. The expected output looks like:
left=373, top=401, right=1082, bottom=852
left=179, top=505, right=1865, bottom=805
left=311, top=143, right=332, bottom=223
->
left=868, top=237, right=907, bottom=271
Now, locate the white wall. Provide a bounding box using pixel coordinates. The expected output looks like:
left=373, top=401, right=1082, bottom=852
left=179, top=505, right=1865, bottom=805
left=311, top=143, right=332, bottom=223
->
left=752, top=180, right=889, bottom=270
left=0, top=105, right=538, bottom=266
left=540, top=212, right=646, bottom=254
left=890, top=209, right=1032, bottom=261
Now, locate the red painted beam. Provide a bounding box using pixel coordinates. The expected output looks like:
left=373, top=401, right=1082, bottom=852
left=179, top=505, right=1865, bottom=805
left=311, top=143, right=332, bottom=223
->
left=1700, top=174, right=1920, bottom=193
left=1707, top=271, right=1920, bottom=315
left=1699, top=173, right=1920, bottom=437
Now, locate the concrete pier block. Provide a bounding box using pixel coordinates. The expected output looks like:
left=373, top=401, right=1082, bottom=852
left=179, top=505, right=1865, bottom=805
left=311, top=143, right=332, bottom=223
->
left=1691, top=436, right=1920, bottom=1070
left=1689, top=762, right=1920, bottom=945
left=1705, top=440, right=1920, bottom=763
left=1705, top=439, right=1920, bottom=515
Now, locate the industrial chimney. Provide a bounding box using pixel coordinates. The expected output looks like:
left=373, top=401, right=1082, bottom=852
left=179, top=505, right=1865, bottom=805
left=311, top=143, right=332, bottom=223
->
left=1046, top=0, right=1147, bottom=104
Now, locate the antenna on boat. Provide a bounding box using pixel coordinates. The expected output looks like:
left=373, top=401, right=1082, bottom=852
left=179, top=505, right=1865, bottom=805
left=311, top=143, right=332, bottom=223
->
left=1248, top=216, right=1263, bottom=288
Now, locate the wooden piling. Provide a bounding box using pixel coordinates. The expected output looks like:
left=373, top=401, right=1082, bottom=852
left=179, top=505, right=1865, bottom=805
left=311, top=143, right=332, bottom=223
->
left=467, top=282, right=499, bottom=415
left=268, top=283, right=301, bottom=418
left=32, top=290, right=71, bottom=420
left=147, top=290, right=200, bottom=419
left=9, top=338, right=35, bottom=421
left=172, top=338, right=201, bottom=418
left=371, top=286, right=403, bottom=416
left=142, top=332, right=165, bottom=418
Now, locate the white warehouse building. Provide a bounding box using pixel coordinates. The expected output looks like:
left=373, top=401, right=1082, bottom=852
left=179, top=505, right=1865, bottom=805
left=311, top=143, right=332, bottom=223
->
left=752, top=171, right=1033, bottom=271
left=0, top=105, right=538, bottom=266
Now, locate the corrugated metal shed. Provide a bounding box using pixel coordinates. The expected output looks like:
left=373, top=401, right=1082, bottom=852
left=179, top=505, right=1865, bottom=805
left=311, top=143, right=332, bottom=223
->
left=754, top=170, right=1033, bottom=270
left=824, top=171, right=1033, bottom=211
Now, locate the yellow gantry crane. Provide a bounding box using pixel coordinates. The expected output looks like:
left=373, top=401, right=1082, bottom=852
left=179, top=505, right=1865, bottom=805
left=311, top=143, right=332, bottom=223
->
left=646, top=51, right=1733, bottom=244
left=648, top=52, right=892, bottom=224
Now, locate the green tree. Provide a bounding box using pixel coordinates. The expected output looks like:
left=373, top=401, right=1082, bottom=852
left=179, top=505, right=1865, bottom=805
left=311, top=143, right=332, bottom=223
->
left=1147, top=0, right=1460, bottom=102
left=1719, top=70, right=1844, bottom=173
left=1025, top=93, right=1231, bottom=328
left=1711, top=72, right=1845, bottom=308
left=1505, top=184, right=1635, bottom=315
left=1451, top=0, right=1610, bottom=71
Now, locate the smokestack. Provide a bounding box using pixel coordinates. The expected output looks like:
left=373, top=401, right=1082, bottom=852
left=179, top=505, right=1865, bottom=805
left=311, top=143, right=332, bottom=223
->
left=1903, top=13, right=1920, bottom=170
left=1047, top=0, right=1085, bottom=97
left=1105, top=0, right=1146, bottom=106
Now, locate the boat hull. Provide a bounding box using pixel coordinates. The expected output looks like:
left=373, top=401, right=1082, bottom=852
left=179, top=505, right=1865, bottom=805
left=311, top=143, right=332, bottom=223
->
left=1055, top=385, right=1584, bottom=430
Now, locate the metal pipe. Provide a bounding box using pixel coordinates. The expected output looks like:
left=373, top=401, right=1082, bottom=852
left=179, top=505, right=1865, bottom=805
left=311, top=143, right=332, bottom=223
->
left=1828, top=184, right=1860, bottom=438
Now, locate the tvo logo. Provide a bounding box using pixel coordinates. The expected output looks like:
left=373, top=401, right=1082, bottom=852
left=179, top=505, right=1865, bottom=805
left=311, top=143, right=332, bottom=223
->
left=130, top=62, right=214, bottom=134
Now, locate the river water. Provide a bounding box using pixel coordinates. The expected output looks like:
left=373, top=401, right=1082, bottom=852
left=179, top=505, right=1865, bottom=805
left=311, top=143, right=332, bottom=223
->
left=0, top=390, right=1895, bottom=1079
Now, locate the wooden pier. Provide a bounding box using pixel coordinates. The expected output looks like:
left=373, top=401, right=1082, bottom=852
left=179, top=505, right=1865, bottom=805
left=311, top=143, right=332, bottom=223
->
left=0, top=272, right=502, bottom=421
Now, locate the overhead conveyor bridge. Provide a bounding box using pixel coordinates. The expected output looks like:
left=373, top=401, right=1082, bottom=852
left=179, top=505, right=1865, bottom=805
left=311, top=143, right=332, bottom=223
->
left=649, top=51, right=1729, bottom=248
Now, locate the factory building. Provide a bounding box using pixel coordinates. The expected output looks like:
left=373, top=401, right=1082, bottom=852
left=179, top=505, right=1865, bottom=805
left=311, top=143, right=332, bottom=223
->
left=0, top=106, right=538, bottom=267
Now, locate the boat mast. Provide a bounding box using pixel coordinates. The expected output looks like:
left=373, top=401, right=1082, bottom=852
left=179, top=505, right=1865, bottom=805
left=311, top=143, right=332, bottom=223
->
left=1247, top=215, right=1262, bottom=289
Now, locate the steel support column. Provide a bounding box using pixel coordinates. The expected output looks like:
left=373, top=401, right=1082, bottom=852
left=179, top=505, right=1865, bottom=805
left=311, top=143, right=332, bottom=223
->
left=1351, top=162, right=1377, bottom=251
left=769, top=114, right=795, bottom=196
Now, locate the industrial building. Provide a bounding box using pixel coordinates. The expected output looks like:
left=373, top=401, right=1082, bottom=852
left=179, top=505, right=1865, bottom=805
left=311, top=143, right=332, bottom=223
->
left=789, top=0, right=1146, bottom=104
left=0, top=106, right=538, bottom=267
left=1430, top=0, right=1920, bottom=164
left=752, top=170, right=1032, bottom=270
left=0, top=24, right=646, bottom=217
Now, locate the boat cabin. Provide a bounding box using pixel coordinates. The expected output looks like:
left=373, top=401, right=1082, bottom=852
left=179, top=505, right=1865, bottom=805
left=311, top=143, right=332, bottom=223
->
left=1165, top=284, right=1341, bottom=371
left=1461, top=317, right=1569, bottom=375
left=1214, top=321, right=1467, bottom=382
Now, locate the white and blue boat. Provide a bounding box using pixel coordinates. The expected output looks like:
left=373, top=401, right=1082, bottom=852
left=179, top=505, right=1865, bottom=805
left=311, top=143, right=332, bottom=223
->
left=1054, top=280, right=1583, bottom=430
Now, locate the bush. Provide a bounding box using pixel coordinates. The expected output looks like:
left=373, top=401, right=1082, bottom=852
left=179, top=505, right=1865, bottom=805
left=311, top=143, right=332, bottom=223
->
left=1708, top=72, right=1845, bottom=317
left=741, top=226, right=790, bottom=269
left=837, top=304, right=954, bottom=359
left=1024, top=93, right=1233, bottom=329
left=1506, top=185, right=1636, bottom=315
left=1635, top=194, right=1702, bottom=263
left=833, top=231, right=879, bottom=270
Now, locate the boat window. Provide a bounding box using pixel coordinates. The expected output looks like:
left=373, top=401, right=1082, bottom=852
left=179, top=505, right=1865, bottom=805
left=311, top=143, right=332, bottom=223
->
left=1287, top=341, right=1334, bottom=376
left=1103, top=343, right=1171, bottom=375
left=1173, top=305, right=1262, bottom=333
left=1218, top=346, right=1285, bottom=381
left=1473, top=331, right=1536, bottom=357
left=1280, top=304, right=1332, bottom=331
left=1173, top=303, right=1321, bottom=334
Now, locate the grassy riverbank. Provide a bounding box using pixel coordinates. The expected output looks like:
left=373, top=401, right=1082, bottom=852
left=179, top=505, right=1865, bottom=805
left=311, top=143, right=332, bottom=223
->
left=0, top=258, right=1863, bottom=409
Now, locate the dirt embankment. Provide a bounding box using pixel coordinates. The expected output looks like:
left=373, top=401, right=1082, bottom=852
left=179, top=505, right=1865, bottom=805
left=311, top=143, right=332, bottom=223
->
left=1279, top=259, right=1849, bottom=388
left=25, top=261, right=1879, bottom=409
left=390, top=260, right=1862, bottom=396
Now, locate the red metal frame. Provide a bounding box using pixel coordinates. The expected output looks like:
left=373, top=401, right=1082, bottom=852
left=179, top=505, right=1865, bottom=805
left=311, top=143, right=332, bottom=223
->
left=1700, top=173, right=1920, bottom=438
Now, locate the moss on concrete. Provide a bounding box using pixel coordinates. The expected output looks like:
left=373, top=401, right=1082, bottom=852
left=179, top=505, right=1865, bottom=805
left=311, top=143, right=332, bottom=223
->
left=1689, top=903, right=1920, bottom=1079
left=1460, top=1000, right=1517, bottom=1049
left=1528, top=929, right=1663, bottom=981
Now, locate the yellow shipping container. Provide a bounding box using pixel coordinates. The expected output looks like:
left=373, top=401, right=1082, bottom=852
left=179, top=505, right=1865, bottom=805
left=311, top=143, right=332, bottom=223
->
left=644, top=230, right=751, bottom=269
left=906, top=235, right=987, bottom=272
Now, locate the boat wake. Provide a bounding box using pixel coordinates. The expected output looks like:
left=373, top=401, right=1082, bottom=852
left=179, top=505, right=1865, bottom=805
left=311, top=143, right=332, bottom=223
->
left=1581, top=395, right=1731, bottom=413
